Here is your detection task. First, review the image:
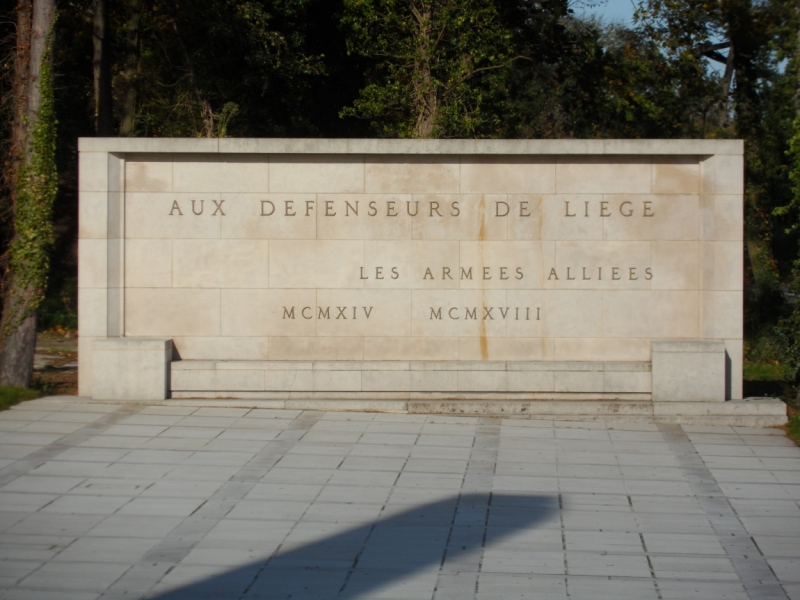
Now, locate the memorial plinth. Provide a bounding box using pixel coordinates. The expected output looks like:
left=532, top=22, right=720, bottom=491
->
left=77, top=138, right=786, bottom=425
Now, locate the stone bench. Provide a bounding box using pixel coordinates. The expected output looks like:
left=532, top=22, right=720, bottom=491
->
left=89, top=337, right=788, bottom=426
left=170, top=359, right=652, bottom=400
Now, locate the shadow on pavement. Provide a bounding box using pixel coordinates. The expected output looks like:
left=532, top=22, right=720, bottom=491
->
left=150, top=493, right=556, bottom=599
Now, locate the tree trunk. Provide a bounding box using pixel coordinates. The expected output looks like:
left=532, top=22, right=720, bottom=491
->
left=5, top=0, right=32, bottom=197
left=93, top=0, right=114, bottom=135
left=795, top=0, right=800, bottom=118
left=0, top=0, right=57, bottom=387
left=411, top=3, right=437, bottom=138
left=167, top=9, right=215, bottom=137
left=119, top=0, right=141, bottom=137
left=0, top=0, right=35, bottom=388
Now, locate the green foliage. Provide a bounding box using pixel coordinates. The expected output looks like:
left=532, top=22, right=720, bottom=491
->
left=38, top=276, right=77, bottom=332
left=788, top=413, right=800, bottom=443
left=743, top=361, right=793, bottom=382
left=341, top=0, right=515, bottom=138
left=775, top=258, right=800, bottom=383
left=776, top=114, right=800, bottom=232
left=775, top=309, right=800, bottom=381
left=0, top=387, right=41, bottom=411
left=133, top=0, right=327, bottom=137
left=8, top=19, right=58, bottom=324
left=30, top=376, right=57, bottom=396
left=2, top=0, right=796, bottom=370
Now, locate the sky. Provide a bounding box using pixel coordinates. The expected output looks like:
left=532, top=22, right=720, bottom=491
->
left=578, top=0, right=638, bottom=25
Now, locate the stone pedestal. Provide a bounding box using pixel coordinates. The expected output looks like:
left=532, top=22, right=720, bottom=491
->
left=92, top=338, right=172, bottom=400
left=651, top=340, right=726, bottom=402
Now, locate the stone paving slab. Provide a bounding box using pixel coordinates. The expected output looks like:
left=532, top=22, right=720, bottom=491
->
left=0, top=397, right=797, bottom=599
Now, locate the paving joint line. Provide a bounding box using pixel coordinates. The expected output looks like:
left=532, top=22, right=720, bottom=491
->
left=0, top=403, right=142, bottom=488
left=433, top=416, right=500, bottom=600
left=98, top=409, right=324, bottom=600
left=658, top=423, right=788, bottom=600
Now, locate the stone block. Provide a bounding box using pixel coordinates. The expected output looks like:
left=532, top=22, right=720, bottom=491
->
left=507, top=371, right=555, bottom=392
left=125, top=289, right=221, bottom=337
left=268, top=337, right=364, bottom=360
left=172, top=154, right=269, bottom=193
left=651, top=340, right=725, bottom=402
left=700, top=292, right=743, bottom=340
left=77, top=239, right=107, bottom=289
left=543, top=290, right=603, bottom=338
left=411, top=370, right=458, bottom=392
left=78, top=192, right=108, bottom=239
left=221, top=193, right=317, bottom=239
left=125, top=239, right=172, bottom=288
left=700, top=195, right=743, bottom=242
left=554, top=371, right=603, bottom=393
left=269, top=155, right=364, bottom=193
left=77, top=335, right=97, bottom=397
left=556, top=157, right=651, bottom=194
left=126, top=192, right=222, bottom=239
left=78, top=152, right=108, bottom=192
left=652, top=157, right=701, bottom=194
left=651, top=242, right=700, bottom=290
left=170, top=337, right=268, bottom=361
left=364, top=337, right=459, bottom=361
left=603, top=371, right=651, bottom=393
left=80, top=138, right=218, bottom=152
left=316, top=289, right=411, bottom=337
left=724, top=338, right=743, bottom=400
left=364, top=241, right=460, bottom=289
left=315, top=194, right=412, bottom=240
left=601, top=195, right=700, bottom=241
left=602, top=291, right=699, bottom=339
left=362, top=370, right=411, bottom=392
left=541, top=195, right=604, bottom=240
left=457, top=370, right=507, bottom=392
left=701, top=242, right=743, bottom=291
left=313, top=370, right=361, bottom=391
left=172, top=239, right=269, bottom=288
left=269, top=240, right=364, bottom=289
left=552, top=241, right=651, bottom=290
left=702, top=154, right=744, bottom=195
left=221, top=289, right=317, bottom=337
left=553, top=338, right=650, bottom=362
left=78, top=288, right=107, bottom=337
left=172, top=368, right=264, bottom=392
left=125, top=155, right=172, bottom=192
left=411, top=194, right=508, bottom=240
left=459, top=157, right=555, bottom=194
left=92, top=338, right=172, bottom=401
left=365, top=156, right=459, bottom=193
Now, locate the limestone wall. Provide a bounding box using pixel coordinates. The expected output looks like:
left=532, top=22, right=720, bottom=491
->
left=78, top=139, right=743, bottom=399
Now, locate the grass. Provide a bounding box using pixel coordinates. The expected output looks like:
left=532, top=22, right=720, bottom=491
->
left=787, top=412, right=800, bottom=446
left=743, top=361, right=793, bottom=381
left=0, top=386, right=41, bottom=411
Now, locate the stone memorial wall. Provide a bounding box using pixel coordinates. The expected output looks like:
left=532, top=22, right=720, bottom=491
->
left=77, top=139, right=784, bottom=423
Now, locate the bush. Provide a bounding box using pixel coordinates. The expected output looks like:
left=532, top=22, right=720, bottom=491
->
left=0, top=387, right=42, bottom=411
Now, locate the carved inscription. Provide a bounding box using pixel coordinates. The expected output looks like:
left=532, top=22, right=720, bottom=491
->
left=158, top=194, right=670, bottom=330
left=564, top=200, right=654, bottom=217
left=283, top=306, right=374, bottom=320
left=429, top=307, right=541, bottom=321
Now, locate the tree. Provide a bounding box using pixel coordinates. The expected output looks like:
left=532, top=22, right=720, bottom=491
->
left=93, top=0, right=113, bottom=135
left=341, top=0, right=517, bottom=138
left=119, top=0, right=142, bottom=137
left=0, top=0, right=58, bottom=386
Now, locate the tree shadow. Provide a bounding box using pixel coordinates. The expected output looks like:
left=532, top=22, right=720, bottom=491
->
left=150, top=493, right=556, bottom=599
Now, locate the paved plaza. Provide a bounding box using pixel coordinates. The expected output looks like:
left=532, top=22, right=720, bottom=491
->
left=0, top=397, right=797, bottom=599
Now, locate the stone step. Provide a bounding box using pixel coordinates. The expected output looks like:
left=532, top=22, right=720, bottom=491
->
left=122, top=396, right=787, bottom=427
left=170, top=359, right=652, bottom=396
